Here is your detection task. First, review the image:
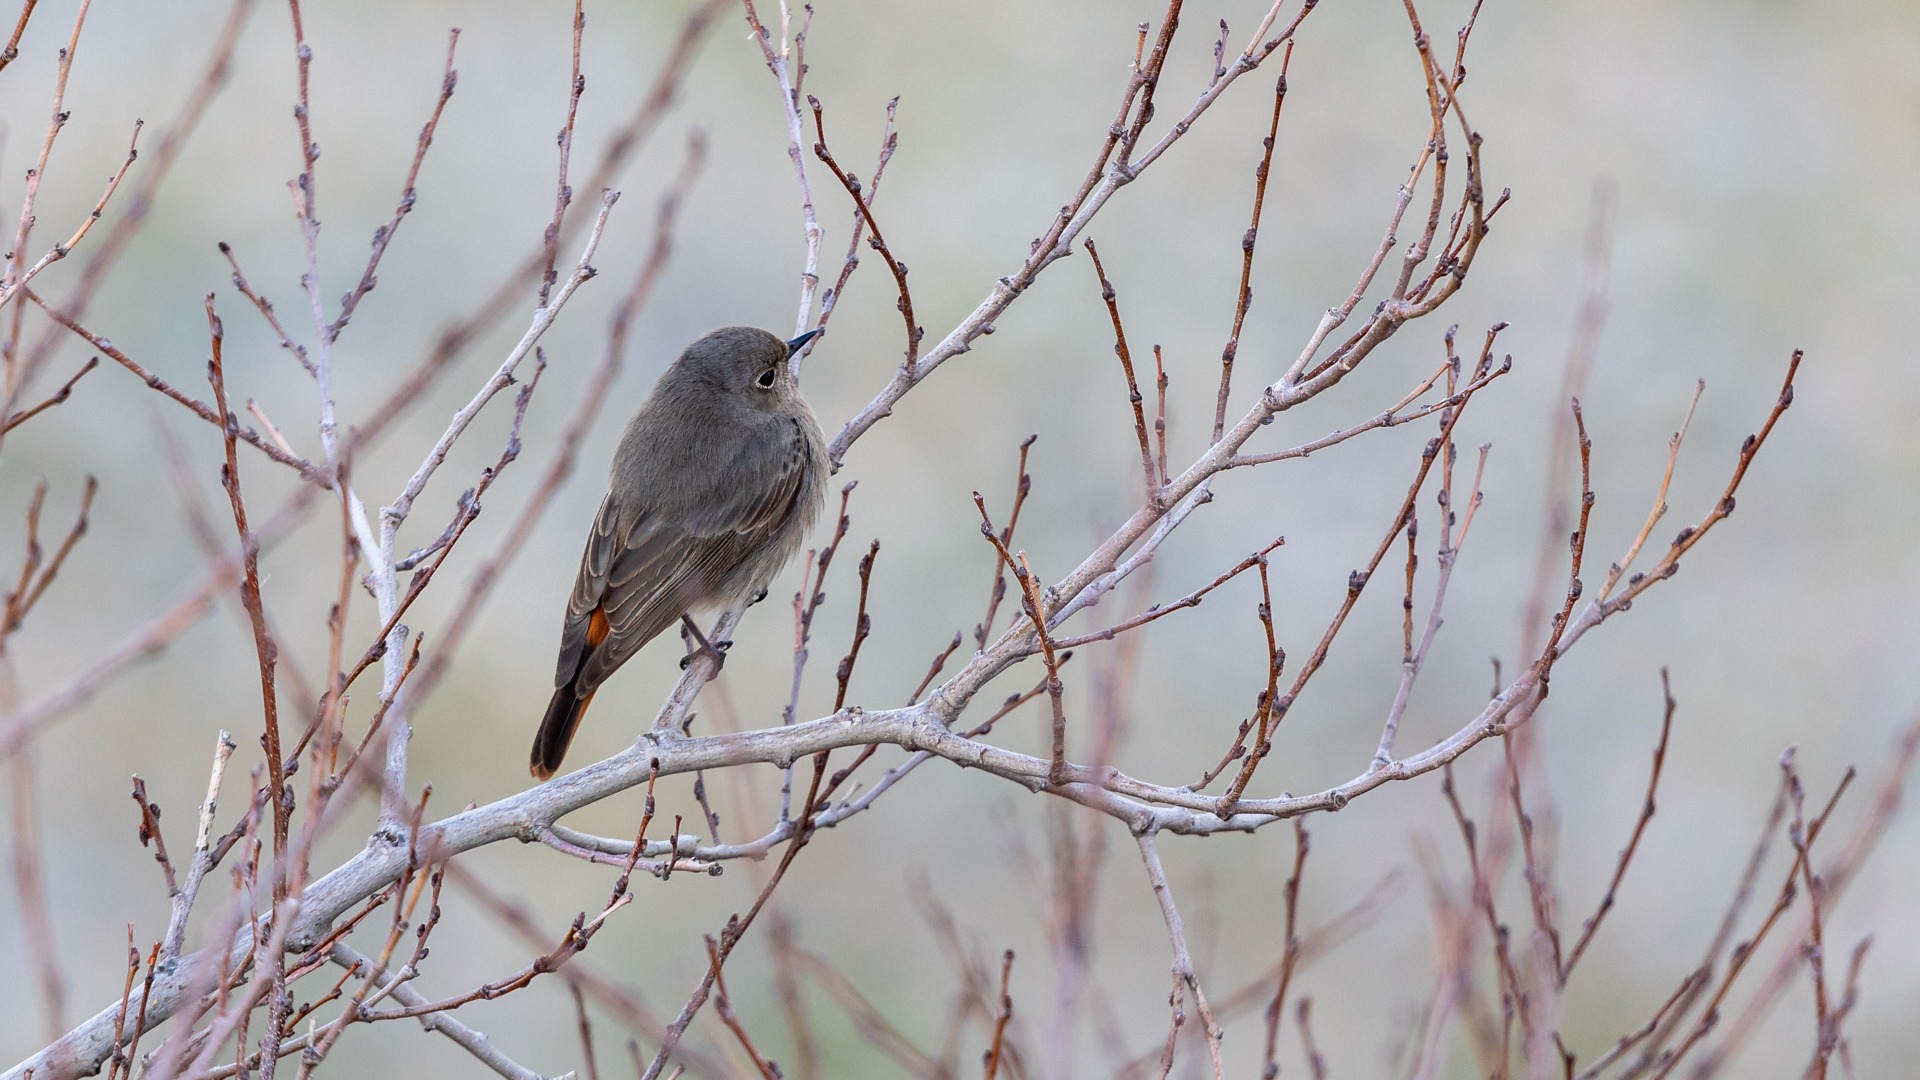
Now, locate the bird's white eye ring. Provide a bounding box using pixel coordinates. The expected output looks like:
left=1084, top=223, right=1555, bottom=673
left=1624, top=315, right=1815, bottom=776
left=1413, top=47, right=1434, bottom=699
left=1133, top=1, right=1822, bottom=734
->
left=757, top=368, right=777, bottom=388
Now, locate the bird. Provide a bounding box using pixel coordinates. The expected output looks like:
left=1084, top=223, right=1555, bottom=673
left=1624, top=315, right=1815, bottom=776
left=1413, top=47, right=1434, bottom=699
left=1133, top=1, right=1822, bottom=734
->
left=530, top=326, right=828, bottom=780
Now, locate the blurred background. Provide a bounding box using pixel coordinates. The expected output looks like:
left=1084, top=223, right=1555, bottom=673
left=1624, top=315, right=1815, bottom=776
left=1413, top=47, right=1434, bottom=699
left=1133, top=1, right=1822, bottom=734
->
left=1, top=0, right=1915, bottom=1075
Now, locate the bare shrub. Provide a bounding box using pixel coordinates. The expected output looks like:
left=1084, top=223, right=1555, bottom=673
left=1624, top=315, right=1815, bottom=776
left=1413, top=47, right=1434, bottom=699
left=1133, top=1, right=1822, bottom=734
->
left=0, top=1, right=1908, bottom=1079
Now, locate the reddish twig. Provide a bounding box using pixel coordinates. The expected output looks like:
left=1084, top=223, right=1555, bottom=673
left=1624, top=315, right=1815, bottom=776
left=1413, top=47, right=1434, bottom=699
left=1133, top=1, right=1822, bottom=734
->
left=0, top=118, right=143, bottom=314
left=128, top=778, right=178, bottom=898
left=1215, top=48, right=1292, bottom=443
left=1216, top=336, right=1499, bottom=814
left=1646, top=760, right=1853, bottom=1080
left=1441, top=762, right=1533, bottom=1058
left=204, top=298, right=288, bottom=865
left=1560, top=669, right=1675, bottom=984
left=1789, top=763, right=1836, bottom=1080
left=706, top=937, right=781, bottom=1080
left=23, top=289, right=329, bottom=484
left=0, top=0, right=40, bottom=73
left=1, top=355, right=96, bottom=433
left=910, top=632, right=963, bottom=706
left=1153, top=344, right=1170, bottom=485
left=1083, top=237, right=1160, bottom=503
left=814, top=96, right=899, bottom=342
left=780, top=481, right=855, bottom=819
left=3, top=473, right=95, bottom=634
left=532, top=3, right=585, bottom=306
left=216, top=243, right=312, bottom=377
left=1297, top=997, right=1327, bottom=1080
left=974, top=435, right=1036, bottom=650
left=105, top=929, right=137, bottom=1080
left=975, top=496, right=1069, bottom=785
left=570, top=983, right=602, bottom=1080
left=333, top=29, right=461, bottom=340
left=1051, top=535, right=1283, bottom=653
left=810, top=95, right=921, bottom=369
left=1597, top=381, right=1703, bottom=603
left=1186, top=554, right=1284, bottom=793
left=1560, top=352, right=1802, bottom=653
left=984, top=949, right=1015, bottom=1080
left=1260, top=821, right=1308, bottom=1077
left=832, top=540, right=879, bottom=711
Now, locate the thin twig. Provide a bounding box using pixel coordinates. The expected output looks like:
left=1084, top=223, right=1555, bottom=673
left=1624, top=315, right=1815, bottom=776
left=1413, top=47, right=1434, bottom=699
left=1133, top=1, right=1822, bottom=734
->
left=1260, top=820, right=1308, bottom=1078
left=1084, top=238, right=1159, bottom=503
left=1597, top=380, right=1704, bottom=603
left=1216, top=337, right=1501, bottom=813
left=974, top=435, right=1035, bottom=651
left=741, top=0, right=823, bottom=336
left=0, top=119, right=143, bottom=313
left=792, top=946, right=946, bottom=1078
left=1215, top=49, right=1291, bottom=443
left=538, top=5, right=583, bottom=307
left=813, top=95, right=898, bottom=354
left=976, top=498, right=1068, bottom=785
left=707, top=938, right=781, bottom=1080
left=23, top=289, right=329, bottom=483
left=812, top=95, right=921, bottom=370
left=984, top=950, right=1015, bottom=1080
left=0, top=355, right=96, bottom=433
left=2, top=0, right=101, bottom=352
left=0, top=0, right=40, bottom=74
left=1559, top=669, right=1675, bottom=984
left=330, top=29, right=461, bottom=340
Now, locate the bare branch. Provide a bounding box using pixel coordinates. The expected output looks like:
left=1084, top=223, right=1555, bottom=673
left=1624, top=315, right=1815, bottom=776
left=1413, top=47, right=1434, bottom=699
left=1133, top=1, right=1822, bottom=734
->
left=1559, top=670, right=1675, bottom=984
left=0, top=118, right=142, bottom=313
left=741, top=0, right=822, bottom=336
left=23, top=289, right=330, bottom=484
left=1215, top=49, right=1291, bottom=443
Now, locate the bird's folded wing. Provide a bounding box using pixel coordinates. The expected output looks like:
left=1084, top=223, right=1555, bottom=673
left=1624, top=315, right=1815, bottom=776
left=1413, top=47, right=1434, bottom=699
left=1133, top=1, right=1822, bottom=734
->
left=573, top=426, right=811, bottom=693
left=554, top=491, right=626, bottom=685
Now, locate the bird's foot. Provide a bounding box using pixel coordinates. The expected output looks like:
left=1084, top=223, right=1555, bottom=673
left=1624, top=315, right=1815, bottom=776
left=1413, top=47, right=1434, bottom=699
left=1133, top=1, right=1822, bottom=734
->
left=678, top=641, right=731, bottom=671
left=678, top=615, right=731, bottom=671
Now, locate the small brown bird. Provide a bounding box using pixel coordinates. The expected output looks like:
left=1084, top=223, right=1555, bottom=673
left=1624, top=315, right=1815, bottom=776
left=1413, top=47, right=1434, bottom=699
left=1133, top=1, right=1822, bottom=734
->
left=530, top=326, right=828, bottom=779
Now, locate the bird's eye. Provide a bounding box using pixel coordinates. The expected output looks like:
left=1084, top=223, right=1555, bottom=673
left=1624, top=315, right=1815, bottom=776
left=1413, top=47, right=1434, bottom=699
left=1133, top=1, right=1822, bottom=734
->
left=757, top=368, right=777, bottom=388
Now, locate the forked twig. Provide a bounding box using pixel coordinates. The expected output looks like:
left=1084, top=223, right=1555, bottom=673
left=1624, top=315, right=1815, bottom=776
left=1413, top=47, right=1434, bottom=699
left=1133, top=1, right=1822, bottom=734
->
left=812, top=95, right=921, bottom=370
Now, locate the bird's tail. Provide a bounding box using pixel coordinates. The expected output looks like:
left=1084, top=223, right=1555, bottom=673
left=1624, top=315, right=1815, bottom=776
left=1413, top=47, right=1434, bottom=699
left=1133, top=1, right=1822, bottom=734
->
left=533, top=605, right=611, bottom=780
left=530, top=679, right=596, bottom=780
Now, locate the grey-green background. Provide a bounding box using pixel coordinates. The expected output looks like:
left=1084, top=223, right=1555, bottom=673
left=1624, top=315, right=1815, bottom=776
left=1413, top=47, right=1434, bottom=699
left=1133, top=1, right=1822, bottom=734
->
left=1, top=0, right=1915, bottom=1075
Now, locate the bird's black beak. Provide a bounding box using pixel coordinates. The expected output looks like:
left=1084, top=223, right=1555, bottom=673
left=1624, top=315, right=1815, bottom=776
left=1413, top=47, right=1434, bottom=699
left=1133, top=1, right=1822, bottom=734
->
left=785, top=329, right=821, bottom=357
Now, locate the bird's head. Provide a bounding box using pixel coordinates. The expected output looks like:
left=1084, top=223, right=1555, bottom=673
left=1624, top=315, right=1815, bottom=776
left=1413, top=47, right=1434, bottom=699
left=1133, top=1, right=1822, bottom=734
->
left=676, top=325, right=817, bottom=410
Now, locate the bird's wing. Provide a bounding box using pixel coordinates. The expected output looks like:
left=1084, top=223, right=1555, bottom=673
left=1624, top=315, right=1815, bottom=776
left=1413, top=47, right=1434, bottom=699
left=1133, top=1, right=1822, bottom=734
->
left=553, top=491, right=629, bottom=686
left=571, top=420, right=813, bottom=693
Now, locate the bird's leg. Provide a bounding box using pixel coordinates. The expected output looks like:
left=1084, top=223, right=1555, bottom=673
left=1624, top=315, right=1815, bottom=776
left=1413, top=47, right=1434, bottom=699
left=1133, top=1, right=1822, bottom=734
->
left=678, top=614, right=731, bottom=671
